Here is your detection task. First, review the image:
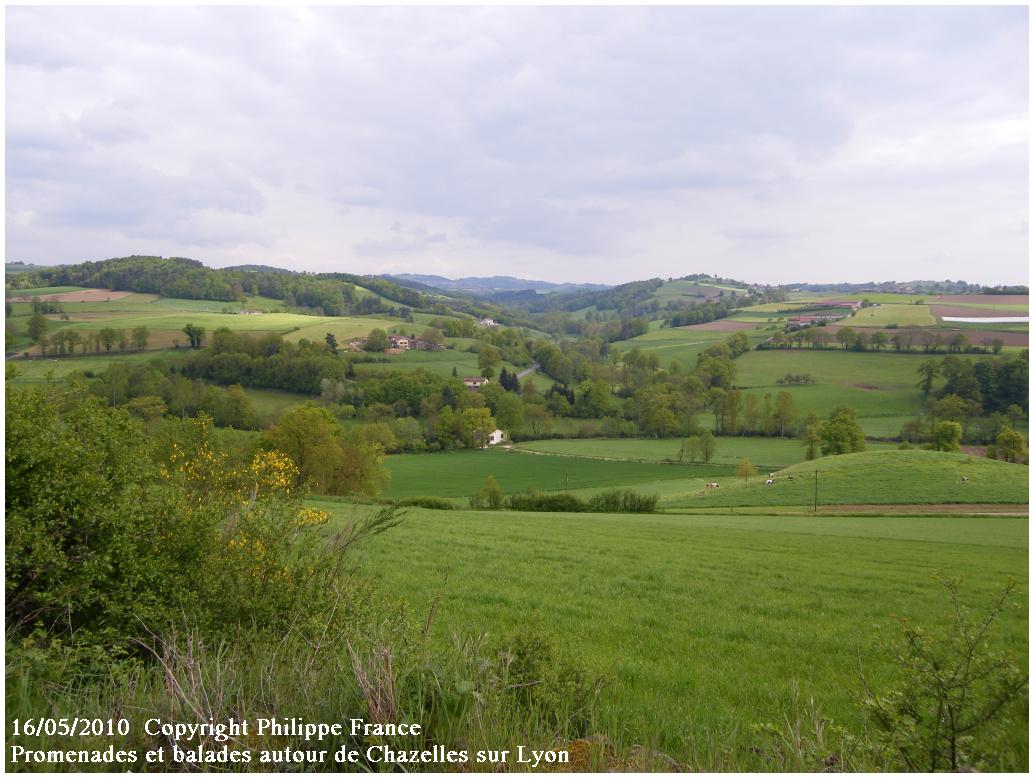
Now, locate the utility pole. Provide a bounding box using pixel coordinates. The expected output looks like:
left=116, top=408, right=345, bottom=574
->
left=813, top=470, right=819, bottom=513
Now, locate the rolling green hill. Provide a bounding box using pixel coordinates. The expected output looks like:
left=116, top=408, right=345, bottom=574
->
left=668, top=450, right=1029, bottom=508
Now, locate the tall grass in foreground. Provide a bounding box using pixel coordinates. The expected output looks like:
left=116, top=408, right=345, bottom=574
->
left=10, top=576, right=1024, bottom=772
left=2, top=633, right=891, bottom=772
left=7, top=617, right=609, bottom=772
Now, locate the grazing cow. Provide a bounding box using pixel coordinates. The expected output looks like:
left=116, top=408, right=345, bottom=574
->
left=961, top=476, right=970, bottom=483
left=786, top=476, right=795, bottom=482
left=765, top=478, right=775, bottom=485
left=768, top=473, right=775, bottom=478
left=706, top=482, right=720, bottom=489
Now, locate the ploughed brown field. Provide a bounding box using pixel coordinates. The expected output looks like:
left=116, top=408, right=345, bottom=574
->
left=931, top=294, right=1029, bottom=305
left=7, top=289, right=134, bottom=303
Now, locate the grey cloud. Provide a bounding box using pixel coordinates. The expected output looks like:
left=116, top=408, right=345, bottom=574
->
left=5, top=5, right=1028, bottom=283
left=354, top=224, right=449, bottom=257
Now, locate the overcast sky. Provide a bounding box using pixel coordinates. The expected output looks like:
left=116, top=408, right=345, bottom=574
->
left=5, top=5, right=1029, bottom=285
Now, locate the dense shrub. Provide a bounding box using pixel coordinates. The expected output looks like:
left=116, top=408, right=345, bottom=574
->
left=6, top=384, right=210, bottom=658
left=469, top=474, right=504, bottom=509
left=506, top=490, right=586, bottom=512
left=5, top=381, right=400, bottom=662
left=503, top=489, right=659, bottom=514
left=586, top=489, right=658, bottom=513
left=393, top=496, right=456, bottom=510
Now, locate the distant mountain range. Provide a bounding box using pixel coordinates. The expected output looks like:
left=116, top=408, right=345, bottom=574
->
left=387, top=274, right=610, bottom=294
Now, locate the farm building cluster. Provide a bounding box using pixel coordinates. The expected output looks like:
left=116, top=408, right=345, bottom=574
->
left=786, top=300, right=863, bottom=330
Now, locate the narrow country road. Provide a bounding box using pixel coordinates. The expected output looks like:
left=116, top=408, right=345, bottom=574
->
left=516, top=362, right=539, bottom=379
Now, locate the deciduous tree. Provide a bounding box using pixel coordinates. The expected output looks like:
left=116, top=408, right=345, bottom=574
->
left=131, top=325, right=150, bottom=351
left=932, top=420, right=962, bottom=452
left=819, top=405, right=866, bottom=456
left=699, top=429, right=717, bottom=463
left=182, top=323, right=206, bottom=349
left=736, top=457, right=757, bottom=482
left=364, top=329, right=390, bottom=352
left=27, top=312, right=48, bottom=343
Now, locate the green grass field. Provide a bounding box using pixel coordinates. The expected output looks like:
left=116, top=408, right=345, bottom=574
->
left=651, top=279, right=742, bottom=304
left=736, top=349, right=941, bottom=388
left=514, top=436, right=899, bottom=469
left=727, top=313, right=789, bottom=323
left=858, top=414, right=921, bottom=439
left=326, top=502, right=1028, bottom=768
left=737, top=302, right=814, bottom=314
left=668, top=450, right=1029, bottom=508
left=57, top=310, right=329, bottom=332
left=848, top=304, right=936, bottom=328
left=382, top=448, right=735, bottom=499
left=853, top=293, right=935, bottom=304
left=244, top=387, right=313, bottom=424
left=283, top=316, right=401, bottom=343
left=5, top=352, right=165, bottom=383
left=148, top=295, right=286, bottom=313
left=6, top=293, right=161, bottom=316
left=941, top=320, right=1029, bottom=333
left=733, top=350, right=955, bottom=421
left=351, top=348, right=528, bottom=380
left=612, top=326, right=766, bottom=372
left=4, top=285, right=89, bottom=297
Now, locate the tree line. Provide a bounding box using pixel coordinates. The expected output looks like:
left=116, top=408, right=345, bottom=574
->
left=762, top=326, right=1005, bottom=355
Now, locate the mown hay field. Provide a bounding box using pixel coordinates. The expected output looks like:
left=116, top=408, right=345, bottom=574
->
left=327, top=502, right=1028, bottom=768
